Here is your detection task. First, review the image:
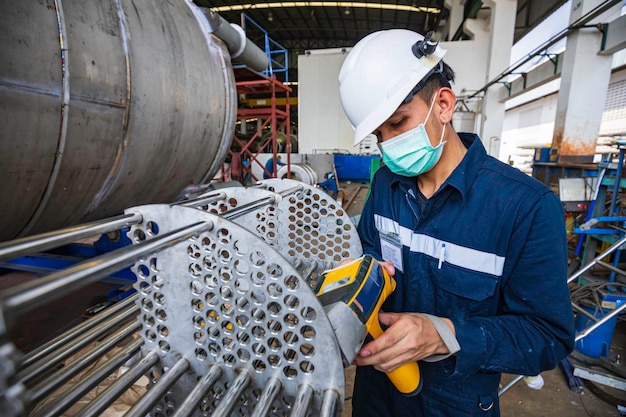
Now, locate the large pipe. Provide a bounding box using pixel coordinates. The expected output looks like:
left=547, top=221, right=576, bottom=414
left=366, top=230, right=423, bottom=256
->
left=200, top=9, right=269, bottom=73
left=0, top=0, right=238, bottom=241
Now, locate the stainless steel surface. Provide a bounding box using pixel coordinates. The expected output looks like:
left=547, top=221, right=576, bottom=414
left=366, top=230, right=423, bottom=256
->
left=0, top=0, right=237, bottom=241
left=190, top=179, right=363, bottom=286
left=289, top=384, right=314, bottom=417
left=320, top=389, right=341, bottom=417
left=250, top=377, right=282, bottom=417
left=129, top=203, right=346, bottom=416
left=0, top=182, right=360, bottom=416
left=172, top=364, right=223, bottom=417
left=211, top=370, right=252, bottom=417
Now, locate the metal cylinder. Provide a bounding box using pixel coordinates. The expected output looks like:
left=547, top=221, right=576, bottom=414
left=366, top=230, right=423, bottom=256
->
left=0, top=0, right=237, bottom=241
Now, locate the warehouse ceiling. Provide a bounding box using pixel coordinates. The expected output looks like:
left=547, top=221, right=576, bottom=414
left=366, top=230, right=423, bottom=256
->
left=195, top=0, right=569, bottom=82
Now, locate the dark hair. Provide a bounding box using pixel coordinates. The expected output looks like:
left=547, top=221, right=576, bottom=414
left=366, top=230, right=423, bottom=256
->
left=403, top=60, right=456, bottom=105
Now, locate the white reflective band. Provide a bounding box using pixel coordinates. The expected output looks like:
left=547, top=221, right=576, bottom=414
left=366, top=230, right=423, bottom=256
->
left=374, top=214, right=505, bottom=276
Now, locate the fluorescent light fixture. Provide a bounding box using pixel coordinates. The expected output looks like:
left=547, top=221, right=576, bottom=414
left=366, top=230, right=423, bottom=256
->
left=211, top=2, right=441, bottom=14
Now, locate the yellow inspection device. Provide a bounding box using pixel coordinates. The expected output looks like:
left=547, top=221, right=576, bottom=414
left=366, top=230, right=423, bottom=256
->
left=316, top=255, right=422, bottom=396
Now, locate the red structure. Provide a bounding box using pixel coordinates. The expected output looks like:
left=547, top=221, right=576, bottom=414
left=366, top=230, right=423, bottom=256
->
left=229, top=70, right=292, bottom=184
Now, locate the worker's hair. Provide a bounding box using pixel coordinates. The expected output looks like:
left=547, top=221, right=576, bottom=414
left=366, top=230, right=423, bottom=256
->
left=416, top=60, right=455, bottom=103
left=401, top=60, right=455, bottom=106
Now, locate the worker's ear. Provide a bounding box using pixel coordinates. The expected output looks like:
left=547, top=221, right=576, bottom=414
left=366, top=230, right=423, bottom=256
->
left=436, top=87, right=456, bottom=125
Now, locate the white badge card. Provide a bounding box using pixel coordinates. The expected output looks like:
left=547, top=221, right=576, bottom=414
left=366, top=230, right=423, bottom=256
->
left=380, top=233, right=403, bottom=273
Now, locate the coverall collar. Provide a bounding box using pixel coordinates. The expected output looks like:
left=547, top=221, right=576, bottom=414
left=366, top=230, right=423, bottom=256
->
left=387, top=132, right=488, bottom=202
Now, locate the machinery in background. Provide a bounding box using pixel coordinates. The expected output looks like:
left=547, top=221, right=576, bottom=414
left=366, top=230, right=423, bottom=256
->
left=0, top=179, right=363, bottom=417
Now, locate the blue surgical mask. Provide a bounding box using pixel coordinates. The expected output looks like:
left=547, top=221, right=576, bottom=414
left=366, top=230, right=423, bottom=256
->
left=378, top=93, right=446, bottom=177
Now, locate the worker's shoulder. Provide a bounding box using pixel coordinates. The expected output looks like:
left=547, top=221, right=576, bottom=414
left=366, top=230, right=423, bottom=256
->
left=481, top=156, right=553, bottom=197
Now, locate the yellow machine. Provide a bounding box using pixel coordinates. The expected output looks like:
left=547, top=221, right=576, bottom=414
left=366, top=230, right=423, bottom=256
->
left=316, top=255, right=422, bottom=396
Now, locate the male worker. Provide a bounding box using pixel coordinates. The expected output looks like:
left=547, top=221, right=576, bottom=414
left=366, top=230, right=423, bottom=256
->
left=338, top=29, right=574, bottom=416
left=263, top=154, right=285, bottom=179
left=316, top=172, right=339, bottom=198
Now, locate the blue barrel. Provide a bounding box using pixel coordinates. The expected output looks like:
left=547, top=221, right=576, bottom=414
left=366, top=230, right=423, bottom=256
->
left=574, top=305, right=618, bottom=358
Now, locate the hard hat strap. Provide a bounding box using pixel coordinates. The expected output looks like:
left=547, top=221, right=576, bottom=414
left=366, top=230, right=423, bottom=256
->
left=402, top=61, right=444, bottom=105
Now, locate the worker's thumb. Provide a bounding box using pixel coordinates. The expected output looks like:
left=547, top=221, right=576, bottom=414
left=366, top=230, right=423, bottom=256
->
left=378, top=311, right=401, bottom=328
left=379, top=260, right=395, bottom=277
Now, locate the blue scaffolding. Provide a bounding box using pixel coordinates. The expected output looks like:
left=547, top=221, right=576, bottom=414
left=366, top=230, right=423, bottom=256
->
left=239, top=13, right=289, bottom=84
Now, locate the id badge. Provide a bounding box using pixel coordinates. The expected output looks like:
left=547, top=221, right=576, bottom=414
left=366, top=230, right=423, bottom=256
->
left=379, top=232, right=403, bottom=273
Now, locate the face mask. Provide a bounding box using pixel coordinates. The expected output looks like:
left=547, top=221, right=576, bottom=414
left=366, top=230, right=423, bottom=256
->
left=378, top=93, right=446, bottom=177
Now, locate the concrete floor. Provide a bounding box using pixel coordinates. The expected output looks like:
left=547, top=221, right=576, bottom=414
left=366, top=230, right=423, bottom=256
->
left=340, top=361, right=625, bottom=417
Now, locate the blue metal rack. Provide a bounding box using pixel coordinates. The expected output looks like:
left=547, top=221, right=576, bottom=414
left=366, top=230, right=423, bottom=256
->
left=573, top=141, right=626, bottom=287
left=239, top=13, right=289, bottom=83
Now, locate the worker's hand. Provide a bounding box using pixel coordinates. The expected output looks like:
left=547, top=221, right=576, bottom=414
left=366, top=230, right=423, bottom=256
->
left=354, top=312, right=455, bottom=373
left=378, top=260, right=395, bottom=277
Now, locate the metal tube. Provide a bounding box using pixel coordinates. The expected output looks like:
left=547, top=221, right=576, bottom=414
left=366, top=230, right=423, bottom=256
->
left=575, top=302, right=626, bottom=341
left=277, top=185, right=305, bottom=197
left=199, top=9, right=268, bottom=72
left=176, top=191, right=227, bottom=208
left=319, top=389, right=340, bottom=417
left=289, top=384, right=313, bottom=417
left=30, top=338, right=143, bottom=417
left=222, top=196, right=276, bottom=220
left=0, top=213, right=142, bottom=261
left=568, top=233, right=626, bottom=283
left=302, top=261, right=319, bottom=281
left=75, top=350, right=159, bottom=417
left=171, top=364, right=223, bottom=417
left=250, top=377, right=282, bottom=417
left=212, top=370, right=252, bottom=417
left=29, top=321, right=140, bottom=403
left=17, top=305, right=137, bottom=384
left=498, top=374, right=524, bottom=396
left=21, top=293, right=138, bottom=367
left=124, top=357, right=190, bottom=417
left=2, top=220, right=212, bottom=318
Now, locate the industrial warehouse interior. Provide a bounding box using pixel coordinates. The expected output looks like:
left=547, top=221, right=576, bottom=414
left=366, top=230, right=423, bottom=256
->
left=1, top=0, right=626, bottom=416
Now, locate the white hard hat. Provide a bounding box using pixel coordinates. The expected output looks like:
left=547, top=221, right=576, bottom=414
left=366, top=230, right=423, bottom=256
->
left=339, top=29, right=447, bottom=145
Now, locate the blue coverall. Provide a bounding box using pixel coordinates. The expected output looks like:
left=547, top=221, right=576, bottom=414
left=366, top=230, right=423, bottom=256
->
left=263, top=157, right=285, bottom=179
left=353, top=133, right=575, bottom=417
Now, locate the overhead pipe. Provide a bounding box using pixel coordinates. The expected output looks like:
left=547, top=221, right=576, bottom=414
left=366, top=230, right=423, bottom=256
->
left=201, top=9, right=269, bottom=73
